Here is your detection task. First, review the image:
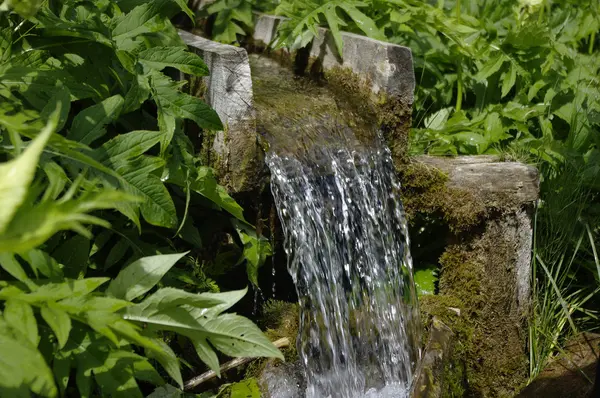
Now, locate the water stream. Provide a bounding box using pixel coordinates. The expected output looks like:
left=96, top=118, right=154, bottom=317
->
left=252, top=55, right=421, bottom=398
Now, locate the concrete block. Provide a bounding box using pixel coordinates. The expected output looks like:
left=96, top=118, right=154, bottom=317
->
left=179, top=30, right=265, bottom=194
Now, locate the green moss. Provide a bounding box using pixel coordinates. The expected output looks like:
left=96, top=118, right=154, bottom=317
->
left=322, top=66, right=412, bottom=165
left=420, top=242, right=528, bottom=397
left=188, top=75, right=208, bottom=99
left=245, top=300, right=300, bottom=380
left=399, top=163, right=486, bottom=232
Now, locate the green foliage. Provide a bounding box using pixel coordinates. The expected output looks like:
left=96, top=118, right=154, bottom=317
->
left=529, top=164, right=600, bottom=379
left=200, top=0, right=255, bottom=44
left=0, top=0, right=279, bottom=396
left=414, top=264, right=438, bottom=297
left=273, top=0, right=384, bottom=56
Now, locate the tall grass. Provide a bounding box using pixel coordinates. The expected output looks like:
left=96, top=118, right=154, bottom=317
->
left=529, top=163, right=600, bottom=380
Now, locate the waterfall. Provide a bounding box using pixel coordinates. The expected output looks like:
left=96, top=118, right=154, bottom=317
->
left=251, top=53, right=420, bottom=398
left=267, top=130, right=421, bottom=398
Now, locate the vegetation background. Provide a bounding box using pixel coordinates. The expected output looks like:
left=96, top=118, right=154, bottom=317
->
left=0, top=0, right=598, bottom=396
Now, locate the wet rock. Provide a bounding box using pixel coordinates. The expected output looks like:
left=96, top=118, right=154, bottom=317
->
left=258, top=360, right=306, bottom=398
left=411, top=317, right=455, bottom=398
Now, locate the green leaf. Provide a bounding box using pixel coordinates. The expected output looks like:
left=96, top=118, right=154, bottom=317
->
left=147, top=384, right=183, bottom=398
left=501, top=63, right=517, bottom=98
left=123, top=288, right=283, bottom=371
left=4, top=299, right=39, bottom=346
left=414, top=265, right=438, bottom=297
left=138, top=47, right=209, bottom=76
left=475, top=54, right=506, bottom=82
left=212, top=8, right=247, bottom=44
left=0, top=103, right=59, bottom=234
left=41, top=304, right=72, bottom=349
left=338, top=2, right=384, bottom=40
left=107, top=252, right=188, bottom=301
left=96, top=131, right=177, bottom=228
left=91, top=351, right=145, bottom=398
left=189, top=313, right=283, bottom=360
left=229, top=379, right=261, bottom=398
left=19, top=249, right=63, bottom=279
left=52, top=355, right=71, bottom=397
left=57, top=295, right=131, bottom=314
left=11, top=278, right=110, bottom=303
left=0, top=253, right=29, bottom=282
left=0, top=320, right=57, bottom=398
left=52, top=235, right=91, bottom=279
left=111, top=3, right=162, bottom=40
left=68, top=95, right=124, bottom=146
left=0, top=190, right=134, bottom=254
left=123, top=73, right=151, bottom=114
left=424, top=108, right=451, bottom=130
left=323, top=7, right=344, bottom=58
left=145, top=338, right=183, bottom=389
left=235, top=223, right=272, bottom=286
left=120, top=156, right=178, bottom=228
left=105, top=238, right=131, bottom=270
left=96, top=130, right=163, bottom=163
left=191, top=336, right=220, bottom=374
left=150, top=71, right=223, bottom=132
left=0, top=0, right=44, bottom=17
left=41, top=86, right=71, bottom=132
left=191, top=167, right=245, bottom=221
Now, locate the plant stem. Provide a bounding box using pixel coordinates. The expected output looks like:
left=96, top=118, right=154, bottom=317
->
left=589, top=31, right=596, bottom=55
left=455, top=0, right=461, bottom=22
left=456, top=63, right=463, bottom=112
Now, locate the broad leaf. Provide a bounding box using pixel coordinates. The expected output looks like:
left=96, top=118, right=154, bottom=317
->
left=123, top=288, right=283, bottom=371
left=4, top=299, right=39, bottom=346
left=96, top=132, right=177, bottom=228
left=150, top=71, right=223, bottom=132
left=229, top=379, right=261, bottom=398
left=0, top=319, right=57, bottom=398
left=68, top=95, right=124, bottom=145
left=138, top=47, right=209, bottom=76
left=0, top=104, right=58, bottom=234
left=41, top=304, right=72, bottom=349
left=192, top=167, right=245, bottom=221
left=235, top=223, right=272, bottom=287
left=107, top=252, right=188, bottom=301
left=147, top=384, right=183, bottom=398
left=6, top=278, right=110, bottom=303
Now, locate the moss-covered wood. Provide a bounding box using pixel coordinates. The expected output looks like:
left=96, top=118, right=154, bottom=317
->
left=409, top=157, right=537, bottom=397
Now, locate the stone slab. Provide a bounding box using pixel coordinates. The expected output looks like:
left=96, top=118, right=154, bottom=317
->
left=179, top=30, right=264, bottom=194
left=253, top=14, right=415, bottom=105
left=414, top=155, right=540, bottom=205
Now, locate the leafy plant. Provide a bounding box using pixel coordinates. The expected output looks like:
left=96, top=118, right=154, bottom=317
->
left=272, top=0, right=384, bottom=56
left=199, top=0, right=255, bottom=44
left=0, top=0, right=279, bottom=396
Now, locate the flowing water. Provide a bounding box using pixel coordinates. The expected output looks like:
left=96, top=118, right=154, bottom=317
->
left=252, top=55, right=421, bottom=398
